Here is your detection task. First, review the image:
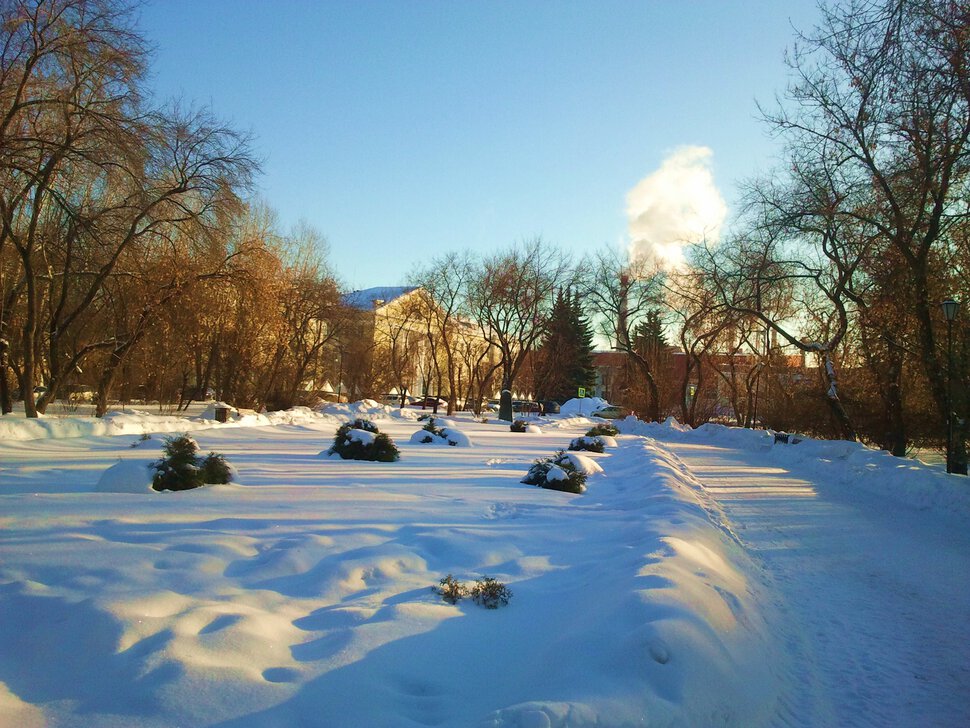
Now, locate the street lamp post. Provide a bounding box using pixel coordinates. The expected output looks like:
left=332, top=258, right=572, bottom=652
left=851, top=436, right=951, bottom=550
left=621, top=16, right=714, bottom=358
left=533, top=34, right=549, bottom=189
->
left=942, top=299, right=959, bottom=474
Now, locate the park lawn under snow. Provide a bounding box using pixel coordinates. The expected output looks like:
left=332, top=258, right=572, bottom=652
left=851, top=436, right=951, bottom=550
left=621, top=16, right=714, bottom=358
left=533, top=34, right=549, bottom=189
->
left=1, top=403, right=968, bottom=727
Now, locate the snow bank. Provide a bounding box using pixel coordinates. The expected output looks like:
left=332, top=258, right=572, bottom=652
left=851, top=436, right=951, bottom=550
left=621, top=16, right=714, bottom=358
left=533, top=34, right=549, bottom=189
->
left=764, top=434, right=970, bottom=519
left=631, top=420, right=970, bottom=521
left=317, top=400, right=419, bottom=421
left=0, top=409, right=203, bottom=441
left=540, top=416, right=596, bottom=430
left=0, top=401, right=418, bottom=442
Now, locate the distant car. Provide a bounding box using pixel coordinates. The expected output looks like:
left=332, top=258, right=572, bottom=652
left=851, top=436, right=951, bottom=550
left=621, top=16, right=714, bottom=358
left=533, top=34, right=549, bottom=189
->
left=592, top=405, right=630, bottom=419
left=66, top=385, right=95, bottom=402
left=512, top=400, right=541, bottom=413
left=541, top=400, right=561, bottom=414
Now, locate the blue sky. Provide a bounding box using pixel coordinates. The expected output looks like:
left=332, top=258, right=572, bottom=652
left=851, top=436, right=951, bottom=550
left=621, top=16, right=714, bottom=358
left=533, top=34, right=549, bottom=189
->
left=138, top=1, right=821, bottom=289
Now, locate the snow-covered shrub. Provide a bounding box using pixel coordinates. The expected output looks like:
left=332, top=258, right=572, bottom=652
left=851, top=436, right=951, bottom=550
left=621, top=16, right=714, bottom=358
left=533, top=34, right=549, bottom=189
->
left=419, top=418, right=448, bottom=443
left=328, top=420, right=400, bottom=462
left=436, top=574, right=468, bottom=604
left=586, top=423, right=618, bottom=438
left=470, top=577, right=512, bottom=609
left=568, top=435, right=605, bottom=453
left=152, top=434, right=232, bottom=491
left=409, top=418, right=472, bottom=447
left=521, top=450, right=587, bottom=494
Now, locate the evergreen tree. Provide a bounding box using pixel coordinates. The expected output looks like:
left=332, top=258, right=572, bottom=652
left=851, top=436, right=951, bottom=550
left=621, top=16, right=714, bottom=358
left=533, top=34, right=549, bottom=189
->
left=535, top=290, right=597, bottom=402
left=634, top=309, right=668, bottom=361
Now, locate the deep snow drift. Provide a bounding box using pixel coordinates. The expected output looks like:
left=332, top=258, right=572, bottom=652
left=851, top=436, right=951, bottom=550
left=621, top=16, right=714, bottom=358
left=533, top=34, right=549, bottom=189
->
left=1, top=407, right=968, bottom=727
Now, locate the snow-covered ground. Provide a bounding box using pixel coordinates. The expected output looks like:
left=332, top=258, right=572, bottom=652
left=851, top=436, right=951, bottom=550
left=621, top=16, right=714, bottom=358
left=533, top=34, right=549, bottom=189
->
left=1, top=407, right=968, bottom=727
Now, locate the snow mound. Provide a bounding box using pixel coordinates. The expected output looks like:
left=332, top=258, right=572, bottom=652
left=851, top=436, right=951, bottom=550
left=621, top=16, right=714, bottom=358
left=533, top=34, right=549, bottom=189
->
left=94, top=459, right=155, bottom=493
left=663, top=415, right=691, bottom=431
left=558, top=397, right=609, bottom=416
left=556, top=451, right=603, bottom=475
left=524, top=424, right=542, bottom=434
left=684, top=422, right=775, bottom=450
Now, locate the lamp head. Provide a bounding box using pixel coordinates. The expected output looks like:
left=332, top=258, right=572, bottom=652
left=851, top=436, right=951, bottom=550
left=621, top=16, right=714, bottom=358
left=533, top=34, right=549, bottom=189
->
left=942, top=299, right=960, bottom=322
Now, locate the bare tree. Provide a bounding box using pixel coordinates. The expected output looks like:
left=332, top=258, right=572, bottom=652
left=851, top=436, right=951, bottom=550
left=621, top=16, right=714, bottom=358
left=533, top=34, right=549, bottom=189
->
left=468, top=238, right=571, bottom=419
left=0, top=1, right=256, bottom=416
left=580, top=248, right=666, bottom=421
left=410, top=251, right=477, bottom=414
left=759, top=0, right=970, bottom=466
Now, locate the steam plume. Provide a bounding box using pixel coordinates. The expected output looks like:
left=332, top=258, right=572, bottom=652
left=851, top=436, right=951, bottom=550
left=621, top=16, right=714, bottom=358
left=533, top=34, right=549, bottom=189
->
left=626, top=146, right=727, bottom=269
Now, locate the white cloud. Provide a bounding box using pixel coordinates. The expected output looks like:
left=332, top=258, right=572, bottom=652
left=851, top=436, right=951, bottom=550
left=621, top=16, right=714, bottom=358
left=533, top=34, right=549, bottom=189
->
left=626, top=146, right=727, bottom=269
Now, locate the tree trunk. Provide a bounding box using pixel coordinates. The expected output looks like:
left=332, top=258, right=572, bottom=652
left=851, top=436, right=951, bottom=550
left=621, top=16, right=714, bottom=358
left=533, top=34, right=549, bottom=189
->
left=95, top=345, right=131, bottom=418
left=820, top=352, right=856, bottom=441
left=627, top=354, right=660, bottom=422
left=881, top=351, right=907, bottom=457
left=0, top=342, right=11, bottom=415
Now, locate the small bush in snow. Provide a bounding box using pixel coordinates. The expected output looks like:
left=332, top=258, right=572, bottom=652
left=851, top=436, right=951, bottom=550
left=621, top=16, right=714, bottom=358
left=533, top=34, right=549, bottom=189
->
left=152, top=434, right=232, bottom=491
left=199, top=452, right=232, bottom=484
left=521, top=450, right=587, bottom=494
left=471, top=577, right=512, bottom=609
left=586, top=423, right=618, bottom=438
left=436, top=574, right=468, bottom=604
left=130, top=433, right=152, bottom=448
left=568, top=436, right=605, bottom=453
left=415, top=418, right=463, bottom=446
left=510, top=419, right=529, bottom=433
left=328, top=420, right=400, bottom=462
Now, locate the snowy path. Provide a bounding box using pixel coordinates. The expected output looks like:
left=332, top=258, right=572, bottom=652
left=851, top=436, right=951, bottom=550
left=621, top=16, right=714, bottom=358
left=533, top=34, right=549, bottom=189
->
left=664, top=440, right=970, bottom=728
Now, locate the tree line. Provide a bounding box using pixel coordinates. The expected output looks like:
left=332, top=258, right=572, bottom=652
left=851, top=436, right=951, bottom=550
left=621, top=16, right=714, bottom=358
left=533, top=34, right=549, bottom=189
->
left=1, top=0, right=967, bottom=471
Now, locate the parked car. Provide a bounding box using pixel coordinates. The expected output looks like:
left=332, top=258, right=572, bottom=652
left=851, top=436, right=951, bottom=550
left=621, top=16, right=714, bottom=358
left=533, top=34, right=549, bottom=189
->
left=592, top=405, right=630, bottom=419
left=512, top=400, right=541, bottom=413
left=541, top=400, right=561, bottom=414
